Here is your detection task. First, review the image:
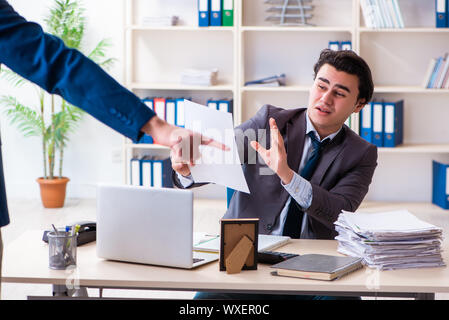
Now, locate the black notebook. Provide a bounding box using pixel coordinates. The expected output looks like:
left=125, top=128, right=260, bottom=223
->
left=271, top=254, right=363, bottom=281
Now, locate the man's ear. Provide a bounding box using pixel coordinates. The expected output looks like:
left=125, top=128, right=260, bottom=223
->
left=353, top=99, right=366, bottom=113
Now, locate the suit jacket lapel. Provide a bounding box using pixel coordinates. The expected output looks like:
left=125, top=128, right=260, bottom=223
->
left=310, top=127, right=346, bottom=185
left=284, top=110, right=306, bottom=173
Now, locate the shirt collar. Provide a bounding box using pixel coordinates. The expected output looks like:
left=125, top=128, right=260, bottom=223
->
left=305, top=113, right=342, bottom=143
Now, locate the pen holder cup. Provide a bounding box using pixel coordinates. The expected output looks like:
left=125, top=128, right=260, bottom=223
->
left=48, top=231, right=77, bottom=270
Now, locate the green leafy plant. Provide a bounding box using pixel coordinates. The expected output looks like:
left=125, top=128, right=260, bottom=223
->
left=0, top=0, right=115, bottom=179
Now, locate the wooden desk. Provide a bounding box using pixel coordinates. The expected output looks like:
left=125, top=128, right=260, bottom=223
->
left=3, top=231, right=448, bottom=300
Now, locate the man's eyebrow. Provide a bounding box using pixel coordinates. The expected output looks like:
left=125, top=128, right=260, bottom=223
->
left=335, top=84, right=351, bottom=93
left=318, top=77, right=330, bottom=84
left=318, top=77, right=351, bottom=93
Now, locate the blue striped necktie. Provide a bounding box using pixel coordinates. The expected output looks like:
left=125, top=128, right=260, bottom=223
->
left=282, top=132, right=329, bottom=238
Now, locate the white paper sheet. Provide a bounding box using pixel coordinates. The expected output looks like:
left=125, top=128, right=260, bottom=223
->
left=184, top=100, right=250, bottom=193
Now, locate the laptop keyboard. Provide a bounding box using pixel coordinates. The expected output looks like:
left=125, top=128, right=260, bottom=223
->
left=193, top=258, right=205, bottom=264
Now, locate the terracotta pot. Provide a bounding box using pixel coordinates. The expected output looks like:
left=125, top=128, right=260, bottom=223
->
left=36, top=177, right=70, bottom=208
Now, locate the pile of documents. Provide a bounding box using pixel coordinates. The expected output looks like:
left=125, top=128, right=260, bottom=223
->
left=244, top=74, right=286, bottom=87
left=334, top=210, right=445, bottom=270
left=141, top=16, right=179, bottom=27
left=180, top=68, right=218, bottom=86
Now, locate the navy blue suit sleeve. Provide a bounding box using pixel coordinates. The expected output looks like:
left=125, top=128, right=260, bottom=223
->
left=0, top=0, right=155, bottom=142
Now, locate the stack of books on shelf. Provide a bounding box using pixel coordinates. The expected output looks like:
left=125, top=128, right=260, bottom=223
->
left=130, top=156, right=173, bottom=188
left=422, top=53, right=449, bottom=89
left=244, top=74, right=286, bottom=87
left=359, top=100, right=403, bottom=148
left=335, top=210, right=445, bottom=270
left=141, top=16, right=179, bottom=27
left=360, top=0, right=404, bottom=29
left=180, top=68, right=218, bottom=86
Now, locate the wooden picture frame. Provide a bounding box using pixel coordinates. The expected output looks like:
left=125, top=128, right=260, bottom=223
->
left=219, top=218, right=259, bottom=274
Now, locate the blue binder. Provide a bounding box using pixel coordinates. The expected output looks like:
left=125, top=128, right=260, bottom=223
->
left=140, top=98, right=154, bottom=143
left=217, top=99, right=233, bottom=114
left=226, top=187, right=235, bottom=208
left=130, top=158, right=141, bottom=186
left=210, top=0, right=222, bottom=26
left=359, top=102, right=373, bottom=143
left=383, top=100, right=404, bottom=148
left=141, top=134, right=153, bottom=144
left=142, top=97, right=154, bottom=111
left=432, top=160, right=449, bottom=209
left=207, top=99, right=218, bottom=110
left=165, top=98, right=177, bottom=125
left=436, top=0, right=447, bottom=28
left=328, top=41, right=340, bottom=51
left=140, top=157, right=153, bottom=187
left=152, top=158, right=174, bottom=188
left=340, top=41, right=352, bottom=50
left=372, top=101, right=384, bottom=147
left=175, top=98, right=186, bottom=127
left=198, top=0, right=210, bottom=27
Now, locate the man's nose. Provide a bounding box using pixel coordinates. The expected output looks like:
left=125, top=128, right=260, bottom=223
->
left=320, top=90, right=333, bottom=105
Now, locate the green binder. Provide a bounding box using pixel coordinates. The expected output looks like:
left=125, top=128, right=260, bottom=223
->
left=222, top=0, right=233, bottom=26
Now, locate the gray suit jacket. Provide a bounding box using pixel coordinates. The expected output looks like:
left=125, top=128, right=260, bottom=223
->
left=173, top=105, right=378, bottom=239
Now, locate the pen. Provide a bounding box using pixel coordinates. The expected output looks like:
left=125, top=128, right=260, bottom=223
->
left=52, top=224, right=60, bottom=236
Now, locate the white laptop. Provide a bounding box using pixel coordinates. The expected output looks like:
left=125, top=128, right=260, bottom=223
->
left=96, top=184, right=218, bottom=269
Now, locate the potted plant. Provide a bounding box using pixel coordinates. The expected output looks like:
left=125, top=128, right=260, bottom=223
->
left=0, top=0, right=115, bottom=208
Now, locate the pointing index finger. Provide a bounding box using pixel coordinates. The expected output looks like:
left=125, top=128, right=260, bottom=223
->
left=201, top=136, right=230, bottom=151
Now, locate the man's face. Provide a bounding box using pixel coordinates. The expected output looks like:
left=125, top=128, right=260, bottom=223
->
left=307, top=63, right=365, bottom=138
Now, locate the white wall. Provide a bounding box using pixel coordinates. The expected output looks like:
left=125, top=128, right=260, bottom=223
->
left=1, top=0, right=126, bottom=199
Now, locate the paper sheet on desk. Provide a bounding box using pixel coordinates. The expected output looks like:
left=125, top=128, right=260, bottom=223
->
left=184, top=100, right=250, bottom=193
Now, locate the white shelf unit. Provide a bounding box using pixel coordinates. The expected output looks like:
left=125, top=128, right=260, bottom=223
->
left=123, top=0, right=449, bottom=206
left=357, top=0, right=449, bottom=203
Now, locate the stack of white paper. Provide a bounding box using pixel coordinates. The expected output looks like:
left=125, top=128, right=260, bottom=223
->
left=180, top=68, right=218, bottom=86
left=334, top=210, right=445, bottom=270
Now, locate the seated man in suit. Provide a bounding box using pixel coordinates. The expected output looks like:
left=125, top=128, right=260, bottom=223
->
left=172, top=49, right=377, bottom=299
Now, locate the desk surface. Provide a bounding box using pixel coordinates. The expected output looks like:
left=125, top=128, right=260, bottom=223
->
left=3, top=231, right=449, bottom=295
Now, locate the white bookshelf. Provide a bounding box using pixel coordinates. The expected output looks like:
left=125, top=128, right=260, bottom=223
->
left=123, top=0, right=449, bottom=205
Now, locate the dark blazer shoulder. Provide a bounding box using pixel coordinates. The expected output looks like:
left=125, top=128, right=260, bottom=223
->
left=340, top=125, right=378, bottom=166
left=343, top=125, right=377, bottom=151
left=247, top=104, right=307, bottom=130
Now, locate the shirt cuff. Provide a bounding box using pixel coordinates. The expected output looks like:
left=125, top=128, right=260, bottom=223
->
left=177, top=172, right=194, bottom=188
left=281, top=172, right=313, bottom=209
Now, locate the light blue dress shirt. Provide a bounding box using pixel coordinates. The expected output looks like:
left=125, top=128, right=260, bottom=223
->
left=271, top=114, right=341, bottom=238
left=177, top=113, right=342, bottom=238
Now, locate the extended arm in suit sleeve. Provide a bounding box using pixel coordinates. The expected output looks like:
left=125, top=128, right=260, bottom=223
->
left=0, top=0, right=155, bottom=142
left=306, top=144, right=378, bottom=229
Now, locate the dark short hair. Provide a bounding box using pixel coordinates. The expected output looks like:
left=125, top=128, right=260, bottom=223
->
left=313, top=49, right=374, bottom=104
